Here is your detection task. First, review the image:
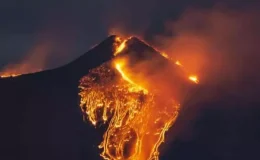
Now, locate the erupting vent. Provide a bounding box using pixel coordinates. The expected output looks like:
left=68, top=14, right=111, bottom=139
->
left=79, top=36, right=198, bottom=160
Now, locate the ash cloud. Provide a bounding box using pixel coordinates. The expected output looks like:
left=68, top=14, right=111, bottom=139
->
left=108, top=1, right=260, bottom=96
left=107, top=2, right=260, bottom=148
left=154, top=6, right=260, bottom=98
left=104, top=1, right=260, bottom=95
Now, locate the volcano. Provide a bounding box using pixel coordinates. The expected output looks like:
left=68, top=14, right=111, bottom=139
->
left=0, top=35, right=117, bottom=160
left=0, top=36, right=259, bottom=160
left=78, top=36, right=198, bottom=160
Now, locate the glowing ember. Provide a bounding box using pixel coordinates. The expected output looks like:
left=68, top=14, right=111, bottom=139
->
left=160, top=52, right=169, bottom=59
left=189, top=75, right=199, bottom=84
left=79, top=36, right=198, bottom=160
left=175, top=60, right=182, bottom=66
left=159, top=52, right=198, bottom=84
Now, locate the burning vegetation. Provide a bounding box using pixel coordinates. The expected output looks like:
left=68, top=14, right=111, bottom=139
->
left=79, top=36, right=198, bottom=160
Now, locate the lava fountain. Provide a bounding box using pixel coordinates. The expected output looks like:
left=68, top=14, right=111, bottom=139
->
left=79, top=36, right=198, bottom=160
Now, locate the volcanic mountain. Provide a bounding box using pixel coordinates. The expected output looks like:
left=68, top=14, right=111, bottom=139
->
left=0, top=36, right=259, bottom=160
left=0, top=35, right=116, bottom=160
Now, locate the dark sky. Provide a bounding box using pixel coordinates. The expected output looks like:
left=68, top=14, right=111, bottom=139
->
left=0, top=0, right=258, bottom=70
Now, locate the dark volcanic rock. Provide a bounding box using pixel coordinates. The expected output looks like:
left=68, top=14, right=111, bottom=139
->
left=0, top=35, right=116, bottom=160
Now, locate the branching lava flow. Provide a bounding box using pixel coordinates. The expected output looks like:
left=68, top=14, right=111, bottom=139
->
left=79, top=36, right=198, bottom=160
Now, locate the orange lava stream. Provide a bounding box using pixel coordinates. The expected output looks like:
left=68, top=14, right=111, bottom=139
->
left=79, top=62, right=179, bottom=160
left=114, top=36, right=199, bottom=84
left=115, top=60, right=148, bottom=94
left=79, top=36, right=198, bottom=160
left=114, top=37, right=132, bottom=56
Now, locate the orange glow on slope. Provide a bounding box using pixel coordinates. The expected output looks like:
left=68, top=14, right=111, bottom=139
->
left=115, top=40, right=127, bottom=55
left=79, top=36, right=198, bottom=160
left=0, top=74, right=21, bottom=78
left=175, top=60, right=183, bottom=66
left=160, top=52, right=170, bottom=59
left=159, top=52, right=199, bottom=84
left=79, top=61, right=180, bottom=160
left=114, top=60, right=148, bottom=94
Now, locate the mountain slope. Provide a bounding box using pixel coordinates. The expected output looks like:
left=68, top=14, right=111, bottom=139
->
left=0, top=35, right=117, bottom=160
left=0, top=35, right=259, bottom=160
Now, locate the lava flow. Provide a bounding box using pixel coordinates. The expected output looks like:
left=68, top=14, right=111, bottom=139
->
left=79, top=36, right=198, bottom=160
left=0, top=74, right=21, bottom=78
left=0, top=67, right=42, bottom=79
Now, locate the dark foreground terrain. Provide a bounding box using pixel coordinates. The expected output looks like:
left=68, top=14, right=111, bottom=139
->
left=0, top=36, right=259, bottom=160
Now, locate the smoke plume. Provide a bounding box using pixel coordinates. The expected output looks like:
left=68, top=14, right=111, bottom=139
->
left=156, top=6, right=260, bottom=87
left=104, top=3, right=260, bottom=149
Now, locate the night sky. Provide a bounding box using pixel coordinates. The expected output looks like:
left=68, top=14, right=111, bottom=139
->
left=1, top=0, right=258, bottom=71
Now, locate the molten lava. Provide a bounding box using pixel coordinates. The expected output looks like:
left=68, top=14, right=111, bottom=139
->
left=160, top=52, right=170, bottom=59
left=159, top=52, right=199, bottom=84
left=114, top=37, right=132, bottom=56
left=0, top=74, right=21, bottom=78
left=115, top=60, right=148, bottom=94
left=79, top=36, right=198, bottom=160
left=189, top=75, right=199, bottom=84
left=175, top=61, right=182, bottom=66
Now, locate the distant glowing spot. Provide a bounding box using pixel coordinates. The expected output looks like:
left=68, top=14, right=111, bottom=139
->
left=0, top=74, right=21, bottom=78
left=175, top=61, right=182, bottom=66
left=160, top=52, right=169, bottom=59
left=189, top=75, right=199, bottom=84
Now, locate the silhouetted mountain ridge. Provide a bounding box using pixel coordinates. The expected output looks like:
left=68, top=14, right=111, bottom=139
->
left=0, top=35, right=259, bottom=160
